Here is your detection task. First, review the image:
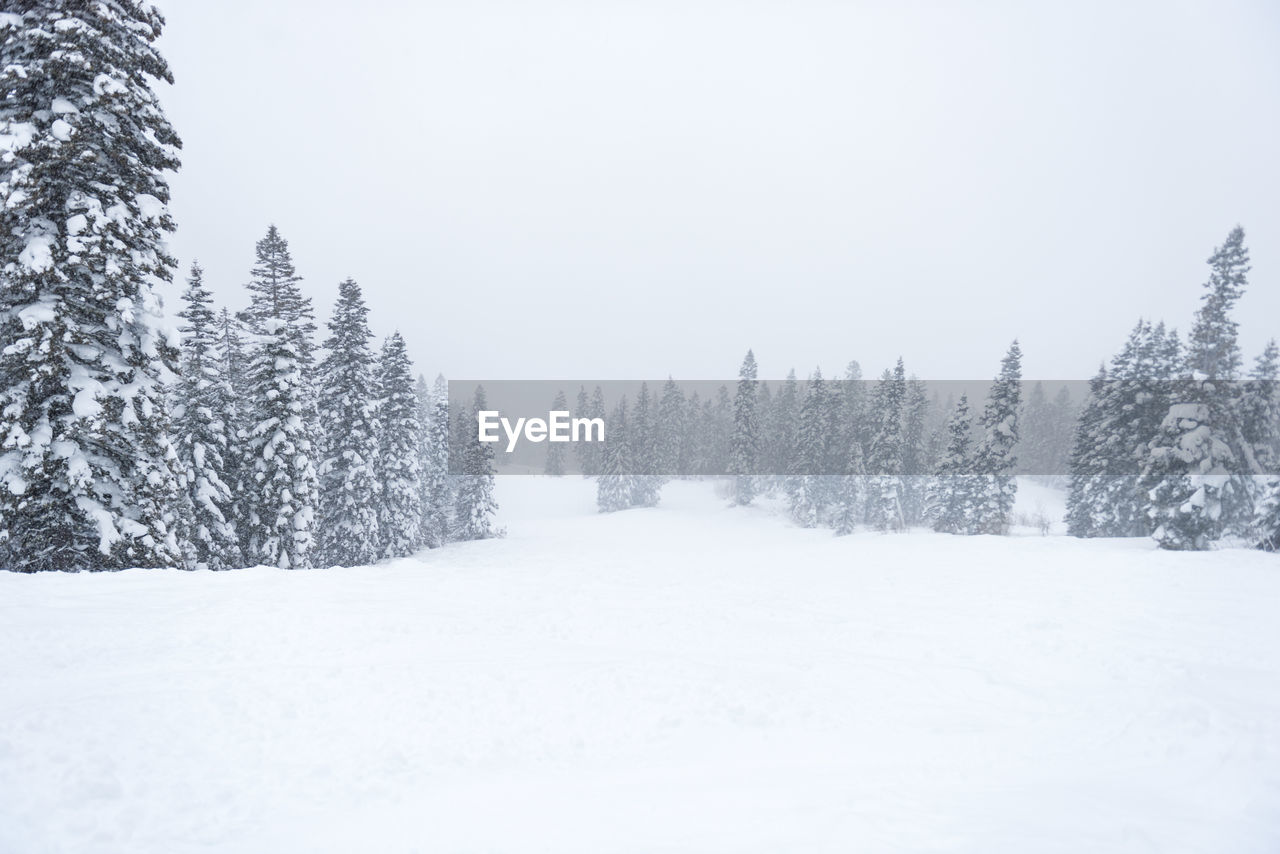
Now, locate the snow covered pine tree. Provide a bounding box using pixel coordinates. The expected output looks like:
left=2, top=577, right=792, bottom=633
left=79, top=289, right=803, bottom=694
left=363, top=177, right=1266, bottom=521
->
left=0, top=2, right=187, bottom=570
left=453, top=385, right=499, bottom=539
left=972, top=342, right=1023, bottom=534
left=544, top=389, right=568, bottom=476
left=929, top=394, right=977, bottom=534
left=376, top=332, right=423, bottom=558
left=174, top=262, right=241, bottom=569
left=729, top=349, right=760, bottom=505
left=315, top=278, right=382, bottom=566
left=597, top=397, right=635, bottom=512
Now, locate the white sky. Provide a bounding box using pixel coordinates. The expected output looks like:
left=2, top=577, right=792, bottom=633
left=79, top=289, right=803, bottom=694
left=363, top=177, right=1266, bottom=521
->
left=153, top=0, right=1280, bottom=382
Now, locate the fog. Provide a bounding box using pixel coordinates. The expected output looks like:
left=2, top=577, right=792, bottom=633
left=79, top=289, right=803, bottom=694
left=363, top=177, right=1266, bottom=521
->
left=153, top=0, right=1280, bottom=381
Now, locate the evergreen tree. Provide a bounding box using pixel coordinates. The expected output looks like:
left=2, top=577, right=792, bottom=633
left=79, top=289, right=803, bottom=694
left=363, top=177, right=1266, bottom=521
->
left=865, top=361, right=907, bottom=531
left=419, top=374, right=452, bottom=547
left=219, top=307, right=252, bottom=558
left=1065, top=367, right=1109, bottom=537
left=765, top=369, right=800, bottom=491
left=0, top=3, right=186, bottom=570
left=788, top=369, right=832, bottom=527
left=314, top=279, right=381, bottom=566
left=244, top=318, right=318, bottom=568
left=928, top=394, right=978, bottom=534
left=729, top=350, right=760, bottom=505
left=630, top=382, right=661, bottom=506
left=376, top=332, right=423, bottom=558
left=241, top=225, right=317, bottom=374
left=831, top=440, right=864, bottom=536
left=574, top=385, right=606, bottom=476
left=1242, top=341, right=1280, bottom=475
left=656, top=377, right=687, bottom=477
left=972, top=342, right=1022, bottom=534
left=597, top=397, right=635, bottom=512
left=1186, top=226, right=1248, bottom=385
left=545, top=390, right=569, bottom=475
left=173, top=262, right=241, bottom=569
left=706, top=385, right=733, bottom=475
left=1253, top=475, right=1280, bottom=551
left=1142, top=403, right=1235, bottom=550
left=900, top=375, right=931, bottom=525
left=454, top=385, right=499, bottom=540
left=1145, top=228, right=1253, bottom=549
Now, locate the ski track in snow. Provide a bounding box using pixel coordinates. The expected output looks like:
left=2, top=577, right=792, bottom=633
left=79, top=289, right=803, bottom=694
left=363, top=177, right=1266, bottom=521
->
left=1, top=478, right=1278, bottom=853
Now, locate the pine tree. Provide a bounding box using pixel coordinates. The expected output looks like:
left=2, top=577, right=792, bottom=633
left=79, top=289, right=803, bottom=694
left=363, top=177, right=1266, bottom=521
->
left=729, top=349, right=760, bottom=505
left=656, top=377, right=686, bottom=477
left=1142, top=403, right=1235, bottom=550
left=765, top=369, right=800, bottom=491
left=1253, top=476, right=1280, bottom=551
left=219, top=307, right=252, bottom=558
left=313, top=279, right=381, bottom=565
left=419, top=374, right=452, bottom=547
left=376, top=333, right=423, bottom=558
left=972, top=342, right=1022, bottom=534
left=0, top=4, right=186, bottom=570
left=900, top=375, right=931, bottom=525
left=545, top=390, right=569, bottom=475
left=574, top=385, right=606, bottom=476
left=928, top=394, right=977, bottom=534
left=173, top=262, right=241, bottom=569
left=1145, top=228, right=1253, bottom=549
left=707, top=385, right=733, bottom=475
left=597, top=398, right=635, bottom=512
left=630, top=382, right=661, bottom=507
left=454, top=385, right=499, bottom=540
left=241, top=225, right=317, bottom=374
left=865, top=361, right=907, bottom=531
left=788, top=369, right=831, bottom=527
left=245, top=318, right=318, bottom=567
left=1186, top=226, right=1248, bottom=385
left=831, top=440, right=864, bottom=536
left=1065, top=368, right=1109, bottom=537
left=1242, top=341, right=1280, bottom=474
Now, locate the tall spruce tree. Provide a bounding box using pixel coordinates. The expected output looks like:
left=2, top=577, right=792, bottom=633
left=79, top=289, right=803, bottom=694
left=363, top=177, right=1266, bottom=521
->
left=656, top=377, right=687, bottom=477
left=454, top=385, right=499, bottom=540
left=173, top=262, right=241, bottom=569
left=972, top=342, right=1022, bottom=534
left=729, top=350, right=760, bottom=505
left=419, top=374, right=452, bottom=547
left=1145, top=228, right=1252, bottom=549
left=241, top=225, right=317, bottom=374
left=597, top=397, right=635, bottom=512
left=376, top=333, right=423, bottom=558
left=865, top=361, right=907, bottom=531
left=245, top=317, right=317, bottom=567
left=928, top=394, right=977, bottom=534
left=766, top=369, right=800, bottom=491
left=630, top=382, right=661, bottom=507
left=0, top=3, right=187, bottom=570
left=315, top=278, right=381, bottom=566
left=788, top=369, right=832, bottom=527
left=900, top=375, right=931, bottom=525
left=218, top=307, right=252, bottom=557
left=544, top=390, right=569, bottom=476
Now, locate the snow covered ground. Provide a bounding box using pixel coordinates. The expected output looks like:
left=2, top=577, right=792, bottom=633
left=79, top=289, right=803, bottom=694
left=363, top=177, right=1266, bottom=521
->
left=2, top=478, right=1278, bottom=853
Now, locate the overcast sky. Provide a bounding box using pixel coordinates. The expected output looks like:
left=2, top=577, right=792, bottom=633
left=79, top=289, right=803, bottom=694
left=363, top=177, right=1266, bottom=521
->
left=152, top=0, right=1279, bottom=383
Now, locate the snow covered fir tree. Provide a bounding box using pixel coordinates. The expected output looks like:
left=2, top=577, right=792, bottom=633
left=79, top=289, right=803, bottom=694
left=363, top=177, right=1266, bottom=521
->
left=0, top=0, right=187, bottom=571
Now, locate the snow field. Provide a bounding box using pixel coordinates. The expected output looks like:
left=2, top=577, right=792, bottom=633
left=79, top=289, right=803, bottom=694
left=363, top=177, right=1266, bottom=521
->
left=1, top=477, right=1277, bottom=853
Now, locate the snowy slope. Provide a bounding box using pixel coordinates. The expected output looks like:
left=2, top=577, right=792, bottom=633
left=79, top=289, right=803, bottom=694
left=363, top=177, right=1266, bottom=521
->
left=1, top=478, right=1278, bottom=853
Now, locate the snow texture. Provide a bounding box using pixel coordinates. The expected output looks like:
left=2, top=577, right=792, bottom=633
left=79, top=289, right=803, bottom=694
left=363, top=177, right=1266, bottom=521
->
left=0, top=478, right=1277, bottom=852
